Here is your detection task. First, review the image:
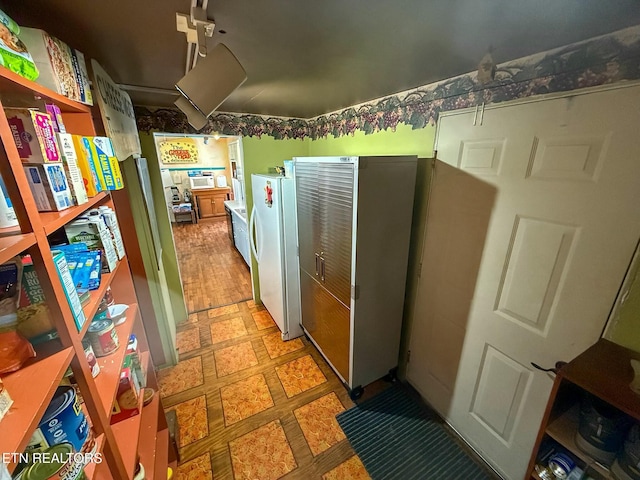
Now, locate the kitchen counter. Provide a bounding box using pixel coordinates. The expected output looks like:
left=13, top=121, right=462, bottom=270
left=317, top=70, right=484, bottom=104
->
left=224, top=200, right=247, bottom=221
left=225, top=200, right=250, bottom=266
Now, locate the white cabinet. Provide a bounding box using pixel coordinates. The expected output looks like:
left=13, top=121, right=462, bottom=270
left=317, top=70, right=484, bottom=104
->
left=231, top=209, right=250, bottom=266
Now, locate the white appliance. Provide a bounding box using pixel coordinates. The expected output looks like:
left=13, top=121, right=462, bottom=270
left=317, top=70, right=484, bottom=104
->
left=249, top=174, right=303, bottom=340
left=189, top=176, right=215, bottom=189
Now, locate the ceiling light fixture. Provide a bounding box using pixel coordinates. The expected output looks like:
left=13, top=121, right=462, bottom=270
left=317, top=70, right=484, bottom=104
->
left=213, top=132, right=221, bottom=140
left=176, top=6, right=215, bottom=59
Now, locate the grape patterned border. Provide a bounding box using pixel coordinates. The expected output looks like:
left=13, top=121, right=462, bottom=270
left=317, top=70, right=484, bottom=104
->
left=135, top=26, right=640, bottom=140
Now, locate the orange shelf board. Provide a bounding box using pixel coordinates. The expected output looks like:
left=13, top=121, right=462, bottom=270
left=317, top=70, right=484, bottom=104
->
left=41, top=192, right=110, bottom=235
left=111, top=352, right=148, bottom=480
left=93, top=303, right=139, bottom=417
left=79, top=259, right=124, bottom=337
left=83, top=433, right=105, bottom=479
left=138, top=354, right=159, bottom=480
left=0, top=232, right=36, bottom=265
left=154, top=428, right=170, bottom=480
left=0, top=347, right=74, bottom=474
left=0, top=66, right=91, bottom=113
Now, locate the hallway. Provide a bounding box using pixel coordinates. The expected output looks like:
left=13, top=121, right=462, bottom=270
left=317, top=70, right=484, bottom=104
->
left=172, top=218, right=253, bottom=313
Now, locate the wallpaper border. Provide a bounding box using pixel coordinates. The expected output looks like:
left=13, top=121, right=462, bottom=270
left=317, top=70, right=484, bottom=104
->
left=135, top=26, right=640, bottom=140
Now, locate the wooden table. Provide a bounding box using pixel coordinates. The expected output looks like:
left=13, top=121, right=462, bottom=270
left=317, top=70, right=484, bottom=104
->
left=191, top=187, right=231, bottom=219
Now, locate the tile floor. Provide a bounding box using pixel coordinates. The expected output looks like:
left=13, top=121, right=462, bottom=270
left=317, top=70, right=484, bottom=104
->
left=160, top=300, right=371, bottom=480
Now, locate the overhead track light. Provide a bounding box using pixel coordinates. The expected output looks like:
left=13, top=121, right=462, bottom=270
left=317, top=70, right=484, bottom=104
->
left=174, top=43, right=247, bottom=130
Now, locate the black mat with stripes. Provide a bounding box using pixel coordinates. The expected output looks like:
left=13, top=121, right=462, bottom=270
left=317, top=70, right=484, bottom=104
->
left=336, top=386, right=493, bottom=480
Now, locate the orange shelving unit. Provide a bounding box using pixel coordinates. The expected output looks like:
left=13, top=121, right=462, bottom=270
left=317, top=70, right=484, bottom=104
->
left=0, top=67, right=171, bottom=479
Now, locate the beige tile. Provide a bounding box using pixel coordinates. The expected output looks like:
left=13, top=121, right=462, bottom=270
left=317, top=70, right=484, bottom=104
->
left=294, top=392, right=346, bottom=456
left=229, top=420, right=297, bottom=480
left=252, top=310, right=276, bottom=330
left=220, top=374, right=274, bottom=426
left=176, top=328, right=201, bottom=353
left=207, top=304, right=240, bottom=318
left=214, top=341, right=259, bottom=377
left=322, top=455, right=371, bottom=480
left=245, top=299, right=256, bottom=309
left=261, top=332, right=304, bottom=359
left=174, top=395, right=209, bottom=447
left=210, top=317, right=248, bottom=344
left=275, top=354, right=327, bottom=398
left=176, top=453, right=212, bottom=480
left=185, top=313, right=199, bottom=324
left=158, top=356, right=204, bottom=398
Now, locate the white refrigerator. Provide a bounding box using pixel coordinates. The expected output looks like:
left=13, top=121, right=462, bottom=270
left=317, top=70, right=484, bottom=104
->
left=249, top=174, right=303, bottom=340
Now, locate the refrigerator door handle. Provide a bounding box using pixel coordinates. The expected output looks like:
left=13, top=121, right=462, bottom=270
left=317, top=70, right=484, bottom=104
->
left=320, top=256, right=326, bottom=282
left=315, top=252, right=320, bottom=276
left=249, top=205, right=259, bottom=261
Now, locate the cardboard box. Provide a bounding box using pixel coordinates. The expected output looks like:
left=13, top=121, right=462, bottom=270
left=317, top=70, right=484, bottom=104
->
left=98, top=206, right=126, bottom=259
left=71, top=134, right=100, bottom=197
left=17, top=256, right=54, bottom=340
left=64, top=219, right=118, bottom=272
left=111, top=366, right=140, bottom=424
left=57, top=133, right=88, bottom=205
left=18, top=28, right=80, bottom=101
left=51, top=251, right=86, bottom=331
left=92, top=137, right=124, bottom=190
left=83, top=137, right=107, bottom=191
left=23, top=163, right=74, bottom=212
left=6, top=109, right=60, bottom=163
left=45, top=104, right=66, bottom=133
left=70, top=49, right=92, bottom=106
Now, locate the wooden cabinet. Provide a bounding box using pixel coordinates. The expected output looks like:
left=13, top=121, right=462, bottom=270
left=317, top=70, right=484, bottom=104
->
left=0, top=68, right=173, bottom=479
left=193, top=187, right=230, bottom=219
left=527, top=339, right=640, bottom=480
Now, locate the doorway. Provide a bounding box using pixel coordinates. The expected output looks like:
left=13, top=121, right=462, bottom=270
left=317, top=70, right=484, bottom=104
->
left=152, top=132, right=253, bottom=313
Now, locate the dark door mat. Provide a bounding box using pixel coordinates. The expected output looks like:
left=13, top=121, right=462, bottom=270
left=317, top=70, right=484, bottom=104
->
left=336, top=385, right=495, bottom=479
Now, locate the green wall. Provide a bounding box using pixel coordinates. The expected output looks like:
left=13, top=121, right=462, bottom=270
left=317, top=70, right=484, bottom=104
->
left=307, top=123, right=436, bottom=158
left=242, top=136, right=309, bottom=299
left=605, top=252, right=640, bottom=352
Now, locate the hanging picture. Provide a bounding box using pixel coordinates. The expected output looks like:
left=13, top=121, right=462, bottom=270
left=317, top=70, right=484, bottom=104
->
left=159, top=138, right=199, bottom=164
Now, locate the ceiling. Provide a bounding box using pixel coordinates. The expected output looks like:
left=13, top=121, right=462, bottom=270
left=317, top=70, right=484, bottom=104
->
left=3, top=1, right=640, bottom=119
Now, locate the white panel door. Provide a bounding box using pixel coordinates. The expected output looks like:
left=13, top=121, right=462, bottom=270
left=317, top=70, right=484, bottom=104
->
left=407, top=85, right=640, bottom=480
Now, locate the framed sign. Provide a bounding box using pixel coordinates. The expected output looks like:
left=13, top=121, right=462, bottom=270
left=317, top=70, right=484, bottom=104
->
left=91, top=60, right=142, bottom=161
left=159, top=138, right=199, bottom=164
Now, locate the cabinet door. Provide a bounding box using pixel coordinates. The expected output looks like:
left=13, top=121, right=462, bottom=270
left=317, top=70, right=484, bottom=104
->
left=198, top=194, right=215, bottom=218
left=212, top=192, right=227, bottom=215
left=295, top=162, right=322, bottom=279
left=300, top=271, right=351, bottom=382
left=318, top=162, right=354, bottom=307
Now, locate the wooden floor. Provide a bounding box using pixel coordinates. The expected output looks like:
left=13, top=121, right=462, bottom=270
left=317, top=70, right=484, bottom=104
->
left=172, top=218, right=253, bottom=313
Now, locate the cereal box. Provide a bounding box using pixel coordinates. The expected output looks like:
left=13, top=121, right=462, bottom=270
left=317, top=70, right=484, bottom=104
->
left=83, top=137, right=107, bottom=191
left=92, top=137, right=124, bottom=190
left=71, top=134, right=100, bottom=197
left=57, top=133, right=88, bottom=204
left=23, top=163, right=74, bottom=212
left=6, top=109, right=60, bottom=163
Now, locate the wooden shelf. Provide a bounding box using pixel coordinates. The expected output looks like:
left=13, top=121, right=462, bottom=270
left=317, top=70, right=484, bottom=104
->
left=138, top=354, right=161, bottom=479
left=41, top=192, right=110, bottom=235
left=0, top=66, right=91, bottom=113
left=0, top=232, right=36, bottom=264
left=154, top=429, right=170, bottom=480
left=560, top=339, right=640, bottom=421
left=83, top=433, right=105, bottom=479
left=546, top=404, right=612, bottom=478
left=109, top=351, right=149, bottom=479
left=93, top=303, right=139, bottom=417
left=0, top=347, right=74, bottom=474
left=79, top=259, right=124, bottom=337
